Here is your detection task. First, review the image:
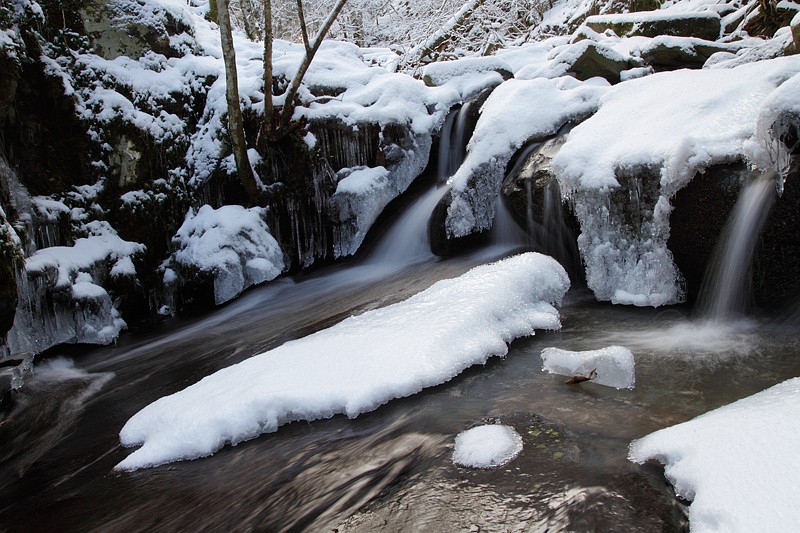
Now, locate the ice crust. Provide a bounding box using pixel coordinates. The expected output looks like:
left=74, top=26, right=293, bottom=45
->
left=629, top=377, right=800, bottom=533
left=452, top=424, right=523, bottom=468
left=171, top=205, right=285, bottom=305
left=541, top=346, right=635, bottom=389
left=116, top=253, right=569, bottom=470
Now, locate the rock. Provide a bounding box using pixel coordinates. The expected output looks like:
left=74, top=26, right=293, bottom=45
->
left=80, top=0, right=192, bottom=59
left=641, top=37, right=743, bottom=71
left=562, top=41, right=633, bottom=84
left=421, top=57, right=513, bottom=87
left=788, top=18, right=800, bottom=55
left=501, top=135, right=583, bottom=279
left=668, top=163, right=745, bottom=306
left=584, top=11, right=722, bottom=41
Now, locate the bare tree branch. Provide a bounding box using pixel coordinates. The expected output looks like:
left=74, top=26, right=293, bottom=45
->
left=278, top=0, right=349, bottom=130
left=296, top=0, right=312, bottom=55
left=258, top=0, right=274, bottom=149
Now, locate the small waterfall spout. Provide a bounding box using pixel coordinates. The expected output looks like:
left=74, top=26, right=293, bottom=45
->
left=438, top=101, right=476, bottom=183
left=699, top=170, right=777, bottom=319
left=367, top=184, right=450, bottom=268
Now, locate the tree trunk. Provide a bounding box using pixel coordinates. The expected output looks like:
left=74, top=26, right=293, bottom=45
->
left=217, top=0, right=260, bottom=201
left=278, top=0, right=349, bottom=130
left=258, top=0, right=274, bottom=150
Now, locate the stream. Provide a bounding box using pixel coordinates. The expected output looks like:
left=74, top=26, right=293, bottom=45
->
left=2, top=213, right=800, bottom=531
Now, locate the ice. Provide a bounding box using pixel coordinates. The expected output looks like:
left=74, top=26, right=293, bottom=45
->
left=541, top=346, right=635, bottom=389
left=7, top=220, right=143, bottom=354
left=171, top=205, right=285, bottom=305
left=629, top=378, right=800, bottom=533
left=116, top=252, right=569, bottom=470
left=452, top=424, right=523, bottom=468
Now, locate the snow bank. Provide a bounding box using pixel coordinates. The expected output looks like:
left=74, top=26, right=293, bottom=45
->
left=551, top=56, right=800, bottom=306
left=541, top=346, right=635, bottom=389
left=172, top=205, right=284, bottom=305
left=116, top=252, right=569, bottom=470
left=629, top=378, right=800, bottom=533
left=453, top=424, right=523, bottom=468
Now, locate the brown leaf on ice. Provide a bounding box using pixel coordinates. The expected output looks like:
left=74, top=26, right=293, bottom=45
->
left=565, top=368, right=597, bottom=385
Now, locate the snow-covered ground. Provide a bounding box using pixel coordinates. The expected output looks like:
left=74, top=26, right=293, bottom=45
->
left=630, top=378, right=800, bottom=533
left=116, top=252, right=569, bottom=470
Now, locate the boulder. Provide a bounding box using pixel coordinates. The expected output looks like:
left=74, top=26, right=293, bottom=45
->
left=501, top=135, right=583, bottom=278
left=584, top=11, right=721, bottom=41
left=641, top=37, right=742, bottom=70
left=562, top=41, right=634, bottom=83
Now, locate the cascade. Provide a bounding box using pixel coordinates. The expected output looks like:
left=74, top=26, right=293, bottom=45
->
left=366, top=184, right=450, bottom=268
left=438, top=101, right=476, bottom=183
left=698, top=170, right=777, bottom=319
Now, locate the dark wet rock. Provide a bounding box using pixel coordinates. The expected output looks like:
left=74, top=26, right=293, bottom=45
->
left=668, top=163, right=747, bottom=306
left=429, top=193, right=489, bottom=257
left=584, top=11, right=721, bottom=41
left=501, top=136, right=583, bottom=279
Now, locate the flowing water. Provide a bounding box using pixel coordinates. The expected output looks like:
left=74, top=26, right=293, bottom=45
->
left=2, top=175, right=800, bottom=531
left=699, top=170, right=777, bottom=319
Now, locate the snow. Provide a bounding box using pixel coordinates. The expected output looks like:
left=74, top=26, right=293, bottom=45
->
left=422, top=57, right=512, bottom=87
left=541, top=346, right=635, bottom=389
left=444, top=76, right=607, bottom=238
left=585, top=10, right=721, bottom=25
left=116, top=252, right=569, bottom=470
left=452, top=424, right=523, bottom=468
left=171, top=205, right=285, bottom=305
left=334, top=166, right=390, bottom=195
left=629, top=377, right=800, bottom=533
left=550, top=56, right=800, bottom=307
left=25, top=220, right=144, bottom=290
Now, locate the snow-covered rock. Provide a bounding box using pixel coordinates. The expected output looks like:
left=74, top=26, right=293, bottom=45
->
left=171, top=205, right=284, bottom=305
left=629, top=377, right=800, bottom=533
left=552, top=56, right=800, bottom=307
left=452, top=424, right=523, bottom=468
left=116, top=252, right=569, bottom=470
left=7, top=220, right=143, bottom=354
left=584, top=10, right=722, bottom=40
left=444, top=76, right=606, bottom=239
left=541, top=345, right=635, bottom=389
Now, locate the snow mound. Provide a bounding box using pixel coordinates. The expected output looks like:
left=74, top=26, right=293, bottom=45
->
left=422, top=56, right=512, bottom=87
left=116, top=252, right=569, bottom=470
left=541, top=346, right=635, bottom=389
left=172, top=205, right=284, bottom=305
left=629, top=377, right=800, bottom=533
left=453, top=424, right=523, bottom=468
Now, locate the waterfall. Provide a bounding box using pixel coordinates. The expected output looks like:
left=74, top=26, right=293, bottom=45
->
left=438, top=101, right=475, bottom=182
left=698, top=170, right=777, bottom=319
left=367, top=184, right=450, bottom=267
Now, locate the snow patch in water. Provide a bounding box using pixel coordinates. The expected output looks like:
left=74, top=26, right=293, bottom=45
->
left=542, top=346, right=635, bottom=389
left=629, top=377, right=800, bottom=533
left=452, top=424, right=523, bottom=468
left=115, top=253, right=569, bottom=470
